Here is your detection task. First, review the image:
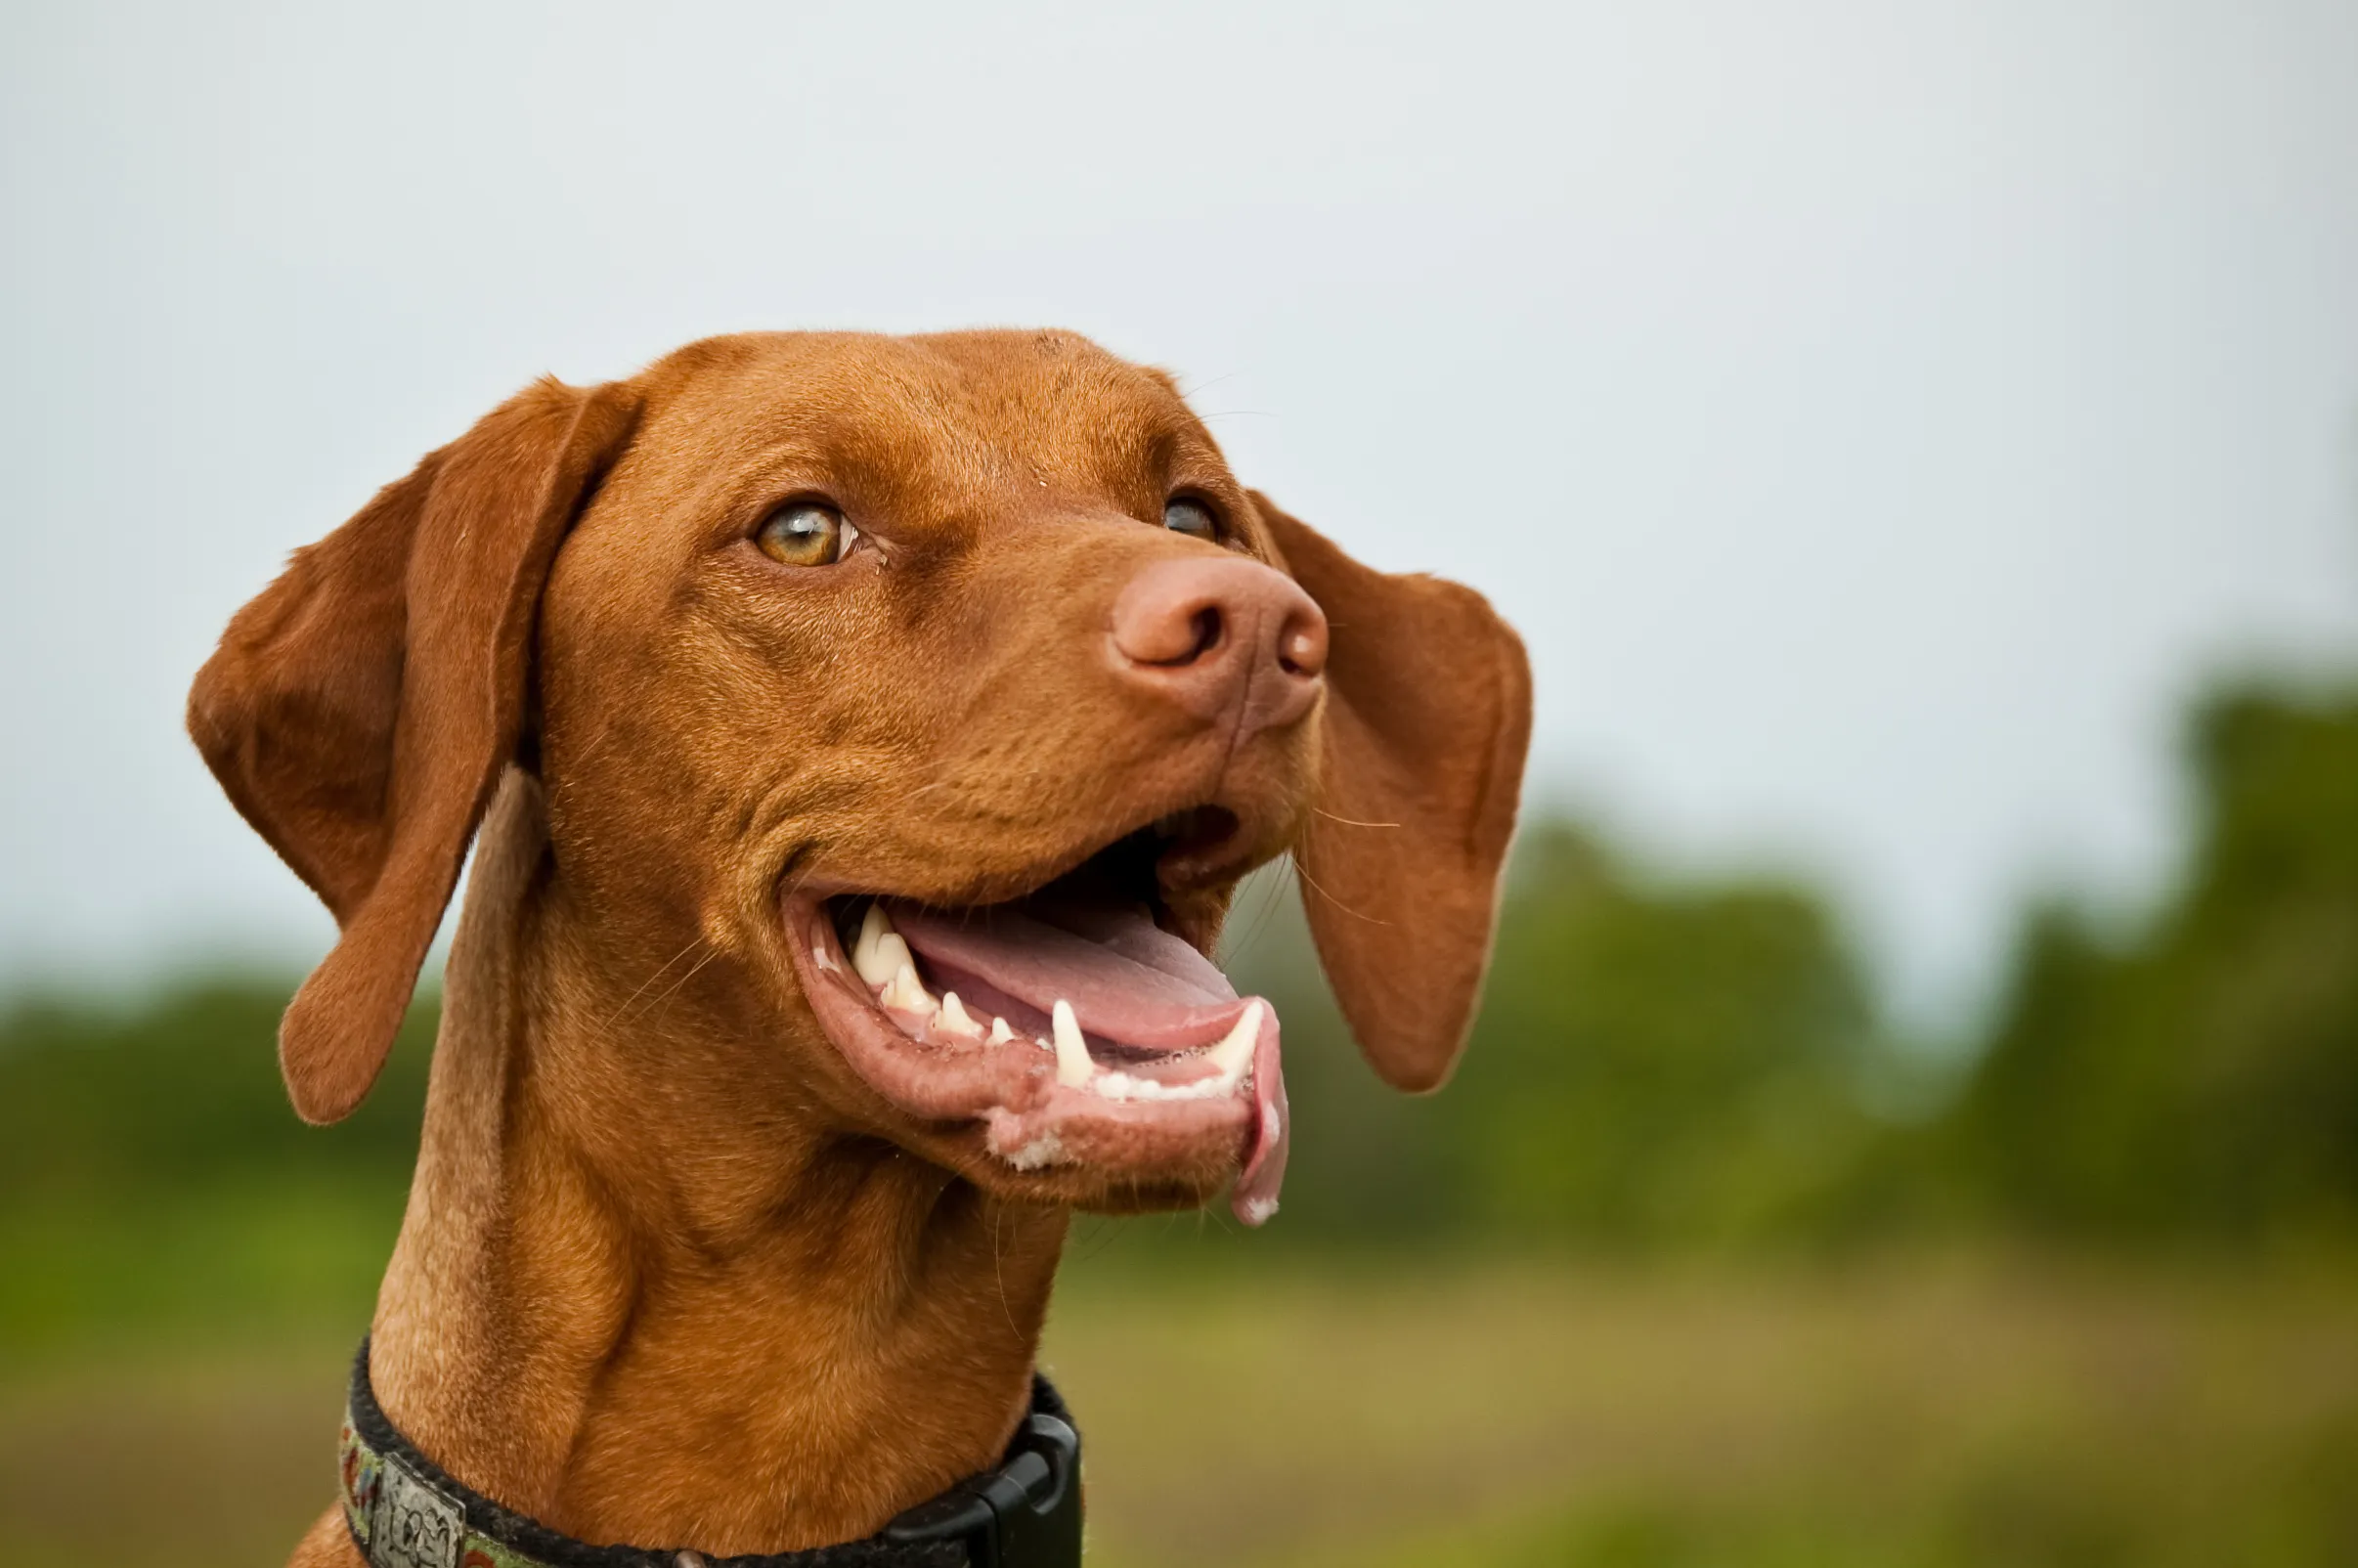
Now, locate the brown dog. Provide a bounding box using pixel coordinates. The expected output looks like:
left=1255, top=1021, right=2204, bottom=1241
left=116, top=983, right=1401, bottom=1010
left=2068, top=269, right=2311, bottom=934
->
left=189, top=328, right=1530, bottom=1564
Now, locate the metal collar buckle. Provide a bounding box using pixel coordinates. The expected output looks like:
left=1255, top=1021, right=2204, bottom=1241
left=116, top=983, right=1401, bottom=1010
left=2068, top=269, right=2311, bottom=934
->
left=882, top=1412, right=1082, bottom=1568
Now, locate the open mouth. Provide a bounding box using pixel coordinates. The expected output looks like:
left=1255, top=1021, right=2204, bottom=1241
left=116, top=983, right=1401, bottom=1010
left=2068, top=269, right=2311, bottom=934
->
left=782, top=816, right=1288, bottom=1226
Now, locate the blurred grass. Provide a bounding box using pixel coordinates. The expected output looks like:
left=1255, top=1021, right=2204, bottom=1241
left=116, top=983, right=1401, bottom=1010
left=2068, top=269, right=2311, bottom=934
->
left=4, top=1199, right=2356, bottom=1567
left=1051, top=1251, right=2358, bottom=1568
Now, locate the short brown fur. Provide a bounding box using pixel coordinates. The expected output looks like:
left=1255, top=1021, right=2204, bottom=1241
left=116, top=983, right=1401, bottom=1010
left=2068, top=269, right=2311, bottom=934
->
left=189, top=329, right=1530, bottom=1562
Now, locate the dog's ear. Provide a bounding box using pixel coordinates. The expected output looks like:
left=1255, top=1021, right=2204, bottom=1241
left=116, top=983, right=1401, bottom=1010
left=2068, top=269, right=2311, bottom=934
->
left=1251, top=493, right=1533, bottom=1093
left=188, top=377, right=640, bottom=1124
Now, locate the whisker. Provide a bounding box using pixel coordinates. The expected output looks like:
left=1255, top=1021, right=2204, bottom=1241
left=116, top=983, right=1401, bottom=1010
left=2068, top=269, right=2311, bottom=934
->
left=601, top=936, right=708, bottom=1032
left=623, top=941, right=721, bottom=1028
left=1174, top=369, right=1244, bottom=400
left=991, top=1200, right=1023, bottom=1346
left=1311, top=807, right=1400, bottom=829
left=1292, top=850, right=1386, bottom=926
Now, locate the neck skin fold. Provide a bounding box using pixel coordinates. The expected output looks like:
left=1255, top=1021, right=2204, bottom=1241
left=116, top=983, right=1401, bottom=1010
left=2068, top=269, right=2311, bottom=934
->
left=366, top=772, right=1069, bottom=1554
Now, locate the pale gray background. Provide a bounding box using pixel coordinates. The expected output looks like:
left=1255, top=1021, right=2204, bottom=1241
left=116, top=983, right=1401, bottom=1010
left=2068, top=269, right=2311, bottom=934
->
left=5, top=0, right=2356, bottom=1031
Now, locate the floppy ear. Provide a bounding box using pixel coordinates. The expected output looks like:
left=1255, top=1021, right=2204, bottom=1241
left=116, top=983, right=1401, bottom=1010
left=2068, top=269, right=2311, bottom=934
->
left=188, top=377, right=639, bottom=1124
left=1252, top=493, right=1533, bottom=1093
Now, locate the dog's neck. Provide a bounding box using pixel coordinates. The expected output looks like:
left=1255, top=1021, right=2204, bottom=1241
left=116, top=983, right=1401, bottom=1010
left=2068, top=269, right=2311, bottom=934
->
left=365, top=774, right=1068, bottom=1554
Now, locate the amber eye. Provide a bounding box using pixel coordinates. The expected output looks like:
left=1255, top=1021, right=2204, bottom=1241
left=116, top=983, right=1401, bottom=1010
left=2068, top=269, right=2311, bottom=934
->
left=756, top=501, right=857, bottom=567
left=1163, top=499, right=1217, bottom=541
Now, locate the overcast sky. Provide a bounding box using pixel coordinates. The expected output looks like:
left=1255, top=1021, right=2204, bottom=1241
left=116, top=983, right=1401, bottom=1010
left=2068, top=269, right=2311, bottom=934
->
left=4, top=0, right=2355, bottom=1027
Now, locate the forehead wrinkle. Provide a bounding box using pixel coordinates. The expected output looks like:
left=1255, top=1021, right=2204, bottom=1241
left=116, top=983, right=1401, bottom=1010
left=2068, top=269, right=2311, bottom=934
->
left=908, top=329, right=1193, bottom=496
left=643, top=330, right=1222, bottom=534
left=630, top=363, right=974, bottom=533
left=1029, top=357, right=1174, bottom=494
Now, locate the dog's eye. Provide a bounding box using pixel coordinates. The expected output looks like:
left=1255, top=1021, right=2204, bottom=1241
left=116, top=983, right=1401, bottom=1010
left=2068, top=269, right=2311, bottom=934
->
left=1163, top=499, right=1217, bottom=541
left=757, top=502, right=858, bottom=567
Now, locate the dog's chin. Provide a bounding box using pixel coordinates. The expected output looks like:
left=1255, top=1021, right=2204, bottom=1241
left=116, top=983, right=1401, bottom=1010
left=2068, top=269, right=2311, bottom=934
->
left=777, top=824, right=1289, bottom=1228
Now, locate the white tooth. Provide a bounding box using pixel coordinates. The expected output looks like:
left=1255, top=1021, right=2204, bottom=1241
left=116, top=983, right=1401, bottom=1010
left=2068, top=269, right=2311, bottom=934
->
left=987, top=1017, right=1016, bottom=1046
left=881, top=960, right=934, bottom=1016
left=938, top=991, right=984, bottom=1039
left=1206, top=1000, right=1263, bottom=1083
left=852, top=905, right=905, bottom=987
left=1052, top=999, right=1092, bottom=1087
left=851, top=903, right=885, bottom=980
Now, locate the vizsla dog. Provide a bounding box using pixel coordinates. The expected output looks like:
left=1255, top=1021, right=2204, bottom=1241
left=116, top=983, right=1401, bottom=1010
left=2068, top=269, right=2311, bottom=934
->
left=190, top=329, right=1530, bottom=1566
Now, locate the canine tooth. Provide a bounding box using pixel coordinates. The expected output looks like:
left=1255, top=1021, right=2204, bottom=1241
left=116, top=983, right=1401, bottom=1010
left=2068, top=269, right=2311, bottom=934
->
left=881, top=960, right=934, bottom=1016
left=1052, top=999, right=1092, bottom=1087
left=852, top=905, right=907, bottom=987
left=1206, top=1000, right=1263, bottom=1083
left=938, top=991, right=984, bottom=1040
left=987, top=1016, right=1016, bottom=1046
left=852, top=903, right=887, bottom=980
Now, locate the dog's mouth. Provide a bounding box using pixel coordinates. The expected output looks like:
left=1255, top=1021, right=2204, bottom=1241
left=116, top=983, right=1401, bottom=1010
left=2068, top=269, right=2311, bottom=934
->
left=781, top=815, right=1288, bottom=1227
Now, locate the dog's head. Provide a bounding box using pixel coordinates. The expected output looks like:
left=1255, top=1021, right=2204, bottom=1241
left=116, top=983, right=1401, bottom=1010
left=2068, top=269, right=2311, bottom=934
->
left=189, top=330, right=1529, bottom=1225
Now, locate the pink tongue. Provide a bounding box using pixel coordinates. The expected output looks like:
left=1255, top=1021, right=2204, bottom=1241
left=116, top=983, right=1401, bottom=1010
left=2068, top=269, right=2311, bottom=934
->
left=885, top=899, right=1245, bottom=1049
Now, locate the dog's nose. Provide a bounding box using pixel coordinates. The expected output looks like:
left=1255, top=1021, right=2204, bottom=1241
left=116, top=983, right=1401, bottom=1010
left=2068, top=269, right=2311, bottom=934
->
left=1110, top=556, right=1328, bottom=731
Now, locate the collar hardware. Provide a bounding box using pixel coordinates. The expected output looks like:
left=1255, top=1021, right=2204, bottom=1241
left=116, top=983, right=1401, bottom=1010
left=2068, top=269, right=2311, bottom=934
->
left=883, top=1411, right=1081, bottom=1568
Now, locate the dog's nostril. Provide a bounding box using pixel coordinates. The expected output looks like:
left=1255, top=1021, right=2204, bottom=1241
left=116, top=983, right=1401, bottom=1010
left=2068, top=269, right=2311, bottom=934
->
left=1185, top=607, right=1224, bottom=664
left=1114, top=590, right=1227, bottom=669
left=1276, top=608, right=1328, bottom=680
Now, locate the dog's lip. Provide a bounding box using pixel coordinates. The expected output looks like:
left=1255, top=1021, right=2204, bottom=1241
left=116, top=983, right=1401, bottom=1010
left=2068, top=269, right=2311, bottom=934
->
left=779, top=891, right=1288, bottom=1226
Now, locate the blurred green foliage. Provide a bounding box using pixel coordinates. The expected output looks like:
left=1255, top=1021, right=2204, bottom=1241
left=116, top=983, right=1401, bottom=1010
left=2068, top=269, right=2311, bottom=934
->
left=1937, top=683, right=2358, bottom=1242
left=0, top=985, right=431, bottom=1354
left=1255, top=675, right=2358, bottom=1252
left=1237, top=824, right=1889, bottom=1248
left=0, top=983, right=431, bottom=1202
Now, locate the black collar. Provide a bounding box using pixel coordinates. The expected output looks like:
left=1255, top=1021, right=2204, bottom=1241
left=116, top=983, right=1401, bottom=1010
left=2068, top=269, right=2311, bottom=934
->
left=340, top=1339, right=1082, bottom=1568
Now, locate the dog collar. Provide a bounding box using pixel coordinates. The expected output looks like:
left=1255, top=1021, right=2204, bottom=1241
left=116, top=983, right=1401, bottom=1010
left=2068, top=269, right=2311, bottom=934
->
left=339, top=1340, right=1083, bottom=1568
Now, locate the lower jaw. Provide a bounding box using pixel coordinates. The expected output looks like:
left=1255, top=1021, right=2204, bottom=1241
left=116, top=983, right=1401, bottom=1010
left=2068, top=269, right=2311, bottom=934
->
left=780, top=893, right=1288, bottom=1226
